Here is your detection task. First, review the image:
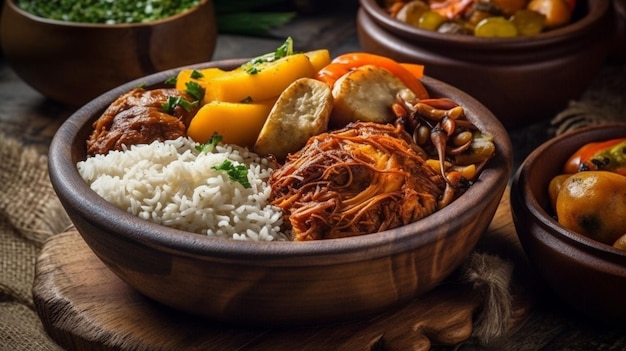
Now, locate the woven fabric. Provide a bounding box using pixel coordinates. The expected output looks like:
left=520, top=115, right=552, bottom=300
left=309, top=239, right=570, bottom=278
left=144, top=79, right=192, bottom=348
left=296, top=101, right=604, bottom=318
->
left=0, top=134, right=69, bottom=351
left=550, top=63, right=626, bottom=135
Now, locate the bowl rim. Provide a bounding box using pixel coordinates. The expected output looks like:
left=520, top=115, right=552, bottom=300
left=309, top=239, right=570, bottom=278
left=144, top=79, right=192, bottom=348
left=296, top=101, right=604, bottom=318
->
left=48, top=59, right=513, bottom=266
left=513, top=123, right=626, bottom=260
left=3, top=0, right=209, bottom=28
left=358, top=0, right=610, bottom=49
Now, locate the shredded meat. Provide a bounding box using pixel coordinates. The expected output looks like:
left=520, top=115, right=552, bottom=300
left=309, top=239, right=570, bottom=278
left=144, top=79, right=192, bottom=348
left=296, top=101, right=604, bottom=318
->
left=86, top=88, right=199, bottom=155
left=269, top=121, right=446, bottom=241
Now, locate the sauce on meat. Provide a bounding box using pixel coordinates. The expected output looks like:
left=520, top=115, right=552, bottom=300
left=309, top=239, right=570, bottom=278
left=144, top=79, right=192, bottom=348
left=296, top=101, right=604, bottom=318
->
left=86, top=88, right=199, bottom=155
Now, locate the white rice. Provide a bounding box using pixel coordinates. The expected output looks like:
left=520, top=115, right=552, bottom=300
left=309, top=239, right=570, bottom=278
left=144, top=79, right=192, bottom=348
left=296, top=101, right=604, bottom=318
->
left=77, top=137, right=286, bottom=241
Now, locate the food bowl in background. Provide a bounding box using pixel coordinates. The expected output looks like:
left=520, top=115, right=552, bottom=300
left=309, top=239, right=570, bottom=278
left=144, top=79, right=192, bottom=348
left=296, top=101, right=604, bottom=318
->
left=0, top=0, right=217, bottom=106
left=510, top=124, right=626, bottom=323
left=48, top=59, right=513, bottom=326
left=357, top=0, right=613, bottom=129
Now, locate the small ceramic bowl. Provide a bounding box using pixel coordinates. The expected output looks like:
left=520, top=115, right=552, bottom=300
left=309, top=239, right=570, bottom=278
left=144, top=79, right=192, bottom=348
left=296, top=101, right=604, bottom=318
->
left=511, top=124, right=626, bottom=323
left=48, top=59, right=513, bottom=326
left=0, top=0, right=217, bottom=106
left=357, top=0, right=613, bottom=128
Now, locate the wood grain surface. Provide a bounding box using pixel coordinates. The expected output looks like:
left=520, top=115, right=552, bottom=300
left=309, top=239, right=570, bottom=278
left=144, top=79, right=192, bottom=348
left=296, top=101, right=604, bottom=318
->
left=32, top=190, right=539, bottom=351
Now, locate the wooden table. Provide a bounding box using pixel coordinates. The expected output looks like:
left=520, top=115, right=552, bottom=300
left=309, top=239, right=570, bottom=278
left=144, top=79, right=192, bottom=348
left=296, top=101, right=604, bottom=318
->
left=2, top=5, right=626, bottom=350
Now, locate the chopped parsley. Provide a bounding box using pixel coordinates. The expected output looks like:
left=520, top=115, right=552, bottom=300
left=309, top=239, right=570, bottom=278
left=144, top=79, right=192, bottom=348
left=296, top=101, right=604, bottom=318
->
left=195, top=133, right=223, bottom=153
left=162, top=96, right=198, bottom=114
left=162, top=78, right=204, bottom=113
left=16, top=0, right=201, bottom=24
left=240, top=37, right=294, bottom=75
left=164, top=76, right=177, bottom=85
left=213, top=160, right=251, bottom=189
left=190, top=69, right=204, bottom=79
left=185, top=81, right=205, bottom=101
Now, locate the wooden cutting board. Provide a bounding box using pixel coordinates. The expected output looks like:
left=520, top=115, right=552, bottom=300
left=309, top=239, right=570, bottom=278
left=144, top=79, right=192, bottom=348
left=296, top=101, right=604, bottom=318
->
left=33, top=189, right=535, bottom=351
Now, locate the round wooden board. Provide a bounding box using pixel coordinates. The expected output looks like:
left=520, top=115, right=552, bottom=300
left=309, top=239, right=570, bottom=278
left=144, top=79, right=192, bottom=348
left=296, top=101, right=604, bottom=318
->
left=33, top=189, right=534, bottom=351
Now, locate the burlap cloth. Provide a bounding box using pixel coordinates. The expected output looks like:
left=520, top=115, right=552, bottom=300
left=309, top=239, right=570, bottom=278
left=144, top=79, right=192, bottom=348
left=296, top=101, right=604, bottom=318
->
left=0, top=136, right=70, bottom=351
left=0, top=61, right=623, bottom=350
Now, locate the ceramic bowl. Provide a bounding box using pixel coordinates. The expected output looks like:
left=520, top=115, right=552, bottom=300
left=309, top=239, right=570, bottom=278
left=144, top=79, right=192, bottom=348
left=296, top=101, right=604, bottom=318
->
left=0, top=0, right=217, bottom=106
left=510, top=124, right=626, bottom=323
left=48, top=59, right=513, bottom=326
left=357, top=0, right=613, bottom=128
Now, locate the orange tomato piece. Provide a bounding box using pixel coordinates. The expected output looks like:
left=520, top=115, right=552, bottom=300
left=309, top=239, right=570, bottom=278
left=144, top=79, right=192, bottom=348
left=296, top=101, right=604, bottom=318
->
left=563, top=138, right=626, bottom=176
left=527, top=0, right=572, bottom=29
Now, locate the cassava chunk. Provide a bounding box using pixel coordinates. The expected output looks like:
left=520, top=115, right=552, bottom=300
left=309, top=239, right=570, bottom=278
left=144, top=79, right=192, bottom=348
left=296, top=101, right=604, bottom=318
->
left=330, top=64, right=413, bottom=128
left=254, top=78, right=333, bottom=160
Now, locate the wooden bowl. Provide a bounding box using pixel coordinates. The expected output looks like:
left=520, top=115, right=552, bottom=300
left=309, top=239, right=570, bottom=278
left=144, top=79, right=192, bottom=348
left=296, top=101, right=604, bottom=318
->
left=357, top=0, right=612, bottom=128
left=510, top=124, right=626, bottom=323
left=0, top=0, right=216, bottom=106
left=48, top=59, right=513, bottom=326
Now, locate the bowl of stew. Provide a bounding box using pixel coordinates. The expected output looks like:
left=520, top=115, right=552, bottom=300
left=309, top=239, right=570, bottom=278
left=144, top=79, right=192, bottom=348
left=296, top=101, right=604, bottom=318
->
left=357, top=0, right=614, bottom=128
left=510, top=123, right=626, bottom=323
left=48, top=48, right=513, bottom=326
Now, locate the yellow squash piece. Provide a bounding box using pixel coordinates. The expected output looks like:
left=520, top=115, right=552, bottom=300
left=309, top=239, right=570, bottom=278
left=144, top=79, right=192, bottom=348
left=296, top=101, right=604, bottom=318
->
left=187, top=99, right=276, bottom=148
left=203, top=53, right=316, bottom=104
left=304, top=49, right=331, bottom=73
left=175, top=67, right=227, bottom=93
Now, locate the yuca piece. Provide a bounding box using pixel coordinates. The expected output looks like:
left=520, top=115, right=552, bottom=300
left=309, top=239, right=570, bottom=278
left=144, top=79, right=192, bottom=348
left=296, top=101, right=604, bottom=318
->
left=330, top=64, right=415, bottom=128
left=254, top=77, right=333, bottom=160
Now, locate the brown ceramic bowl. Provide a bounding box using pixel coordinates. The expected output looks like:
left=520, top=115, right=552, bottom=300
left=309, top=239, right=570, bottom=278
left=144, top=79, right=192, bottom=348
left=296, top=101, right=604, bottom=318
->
left=0, top=0, right=216, bottom=106
left=510, top=124, right=626, bottom=323
left=357, top=0, right=612, bottom=128
left=48, top=59, right=513, bottom=326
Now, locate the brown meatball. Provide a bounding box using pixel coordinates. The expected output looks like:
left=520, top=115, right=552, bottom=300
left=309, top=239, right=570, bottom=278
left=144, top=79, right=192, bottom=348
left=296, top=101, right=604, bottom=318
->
left=86, top=88, right=199, bottom=155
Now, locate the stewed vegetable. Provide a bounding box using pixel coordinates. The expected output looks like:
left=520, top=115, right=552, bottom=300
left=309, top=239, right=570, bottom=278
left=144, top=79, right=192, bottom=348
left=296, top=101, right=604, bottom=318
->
left=548, top=137, right=626, bottom=250
left=383, top=0, right=576, bottom=37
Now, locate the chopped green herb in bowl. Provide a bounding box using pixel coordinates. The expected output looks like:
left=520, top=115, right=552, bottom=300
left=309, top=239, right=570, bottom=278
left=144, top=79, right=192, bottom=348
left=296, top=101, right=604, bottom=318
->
left=16, top=0, right=202, bottom=24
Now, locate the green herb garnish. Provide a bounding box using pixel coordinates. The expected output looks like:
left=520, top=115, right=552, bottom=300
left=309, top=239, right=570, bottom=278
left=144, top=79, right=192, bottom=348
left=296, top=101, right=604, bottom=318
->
left=190, top=70, right=204, bottom=79
left=241, top=37, right=294, bottom=74
left=213, top=160, right=251, bottom=189
left=274, top=36, right=293, bottom=58
left=164, top=76, right=177, bottom=85
left=185, top=81, right=205, bottom=101
left=196, top=133, right=223, bottom=153
left=162, top=96, right=198, bottom=114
